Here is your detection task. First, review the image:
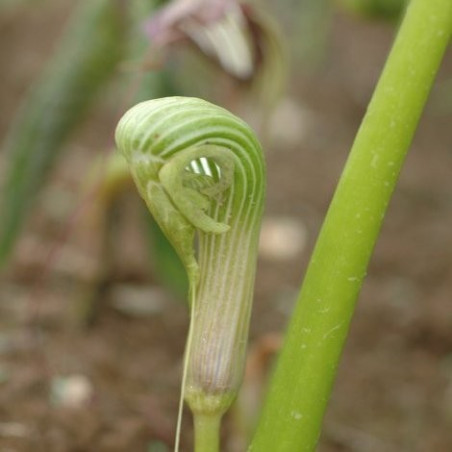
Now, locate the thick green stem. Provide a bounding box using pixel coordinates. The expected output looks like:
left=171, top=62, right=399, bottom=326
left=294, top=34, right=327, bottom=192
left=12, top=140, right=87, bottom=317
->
left=250, top=0, right=452, bottom=451
left=193, top=413, right=222, bottom=452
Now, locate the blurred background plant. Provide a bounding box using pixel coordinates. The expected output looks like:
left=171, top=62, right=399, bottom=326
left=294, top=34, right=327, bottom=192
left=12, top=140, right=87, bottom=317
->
left=1, top=0, right=452, bottom=450
left=337, top=0, right=407, bottom=20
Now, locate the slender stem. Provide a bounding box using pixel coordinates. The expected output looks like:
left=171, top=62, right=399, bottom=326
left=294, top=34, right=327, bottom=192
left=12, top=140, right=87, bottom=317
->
left=194, top=413, right=222, bottom=452
left=250, top=0, right=452, bottom=451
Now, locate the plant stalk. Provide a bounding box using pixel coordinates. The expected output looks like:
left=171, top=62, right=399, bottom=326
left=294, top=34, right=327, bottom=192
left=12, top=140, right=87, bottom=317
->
left=250, top=0, right=452, bottom=450
left=193, top=413, right=222, bottom=452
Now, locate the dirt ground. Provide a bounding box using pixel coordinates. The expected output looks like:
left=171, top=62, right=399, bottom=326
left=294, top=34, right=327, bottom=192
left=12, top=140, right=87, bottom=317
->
left=1, top=2, right=452, bottom=451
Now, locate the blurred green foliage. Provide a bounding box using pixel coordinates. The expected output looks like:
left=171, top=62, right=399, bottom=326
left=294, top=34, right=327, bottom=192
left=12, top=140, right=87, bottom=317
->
left=338, top=0, right=407, bottom=20
left=0, top=0, right=126, bottom=265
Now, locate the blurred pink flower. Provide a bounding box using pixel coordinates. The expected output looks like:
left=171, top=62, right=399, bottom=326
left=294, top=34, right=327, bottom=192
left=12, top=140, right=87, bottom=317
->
left=145, top=0, right=236, bottom=46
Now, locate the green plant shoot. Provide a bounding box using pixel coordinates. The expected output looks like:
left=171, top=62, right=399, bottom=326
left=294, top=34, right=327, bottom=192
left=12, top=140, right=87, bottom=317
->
left=115, top=97, right=266, bottom=451
left=251, top=0, right=452, bottom=450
